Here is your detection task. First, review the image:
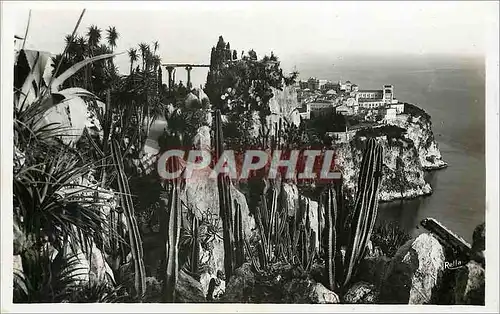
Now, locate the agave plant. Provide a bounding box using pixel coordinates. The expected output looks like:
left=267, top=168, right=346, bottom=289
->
left=13, top=9, right=141, bottom=302
left=13, top=144, right=109, bottom=252
left=371, top=221, right=411, bottom=258
left=14, top=244, right=131, bottom=303
left=14, top=246, right=85, bottom=303
left=14, top=47, right=119, bottom=150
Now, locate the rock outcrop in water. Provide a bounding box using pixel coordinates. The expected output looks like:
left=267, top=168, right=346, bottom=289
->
left=333, top=129, right=432, bottom=202
left=387, top=106, right=447, bottom=170
left=331, top=104, right=446, bottom=202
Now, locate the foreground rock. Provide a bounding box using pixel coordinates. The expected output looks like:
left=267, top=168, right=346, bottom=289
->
left=219, top=263, right=256, bottom=302
left=355, top=255, right=391, bottom=288
left=200, top=271, right=225, bottom=301
left=379, top=233, right=445, bottom=304
left=181, top=172, right=255, bottom=238
left=281, top=183, right=322, bottom=249
left=453, top=261, right=485, bottom=305
left=282, top=278, right=339, bottom=304
left=343, top=281, right=380, bottom=304
left=472, top=223, right=485, bottom=250
left=471, top=222, right=485, bottom=264
left=141, top=272, right=206, bottom=303
left=175, top=269, right=206, bottom=303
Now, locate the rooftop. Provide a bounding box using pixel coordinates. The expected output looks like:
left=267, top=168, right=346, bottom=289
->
left=358, top=98, right=384, bottom=102
left=358, top=89, right=383, bottom=93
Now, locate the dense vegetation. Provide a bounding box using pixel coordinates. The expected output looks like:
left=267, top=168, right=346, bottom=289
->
left=13, top=10, right=170, bottom=302
left=404, top=102, right=431, bottom=120
left=13, top=9, right=417, bottom=304
left=355, top=125, right=407, bottom=140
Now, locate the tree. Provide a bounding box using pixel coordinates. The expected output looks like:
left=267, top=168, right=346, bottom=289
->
left=106, top=26, right=119, bottom=52
left=75, top=36, right=87, bottom=61
left=248, top=49, right=257, bottom=61
left=205, top=36, right=233, bottom=109
left=85, top=25, right=102, bottom=92
left=86, top=25, right=101, bottom=53
left=64, top=34, right=76, bottom=58
left=216, top=35, right=226, bottom=50
left=153, top=40, right=160, bottom=55
left=139, top=43, right=149, bottom=71
left=128, top=48, right=138, bottom=75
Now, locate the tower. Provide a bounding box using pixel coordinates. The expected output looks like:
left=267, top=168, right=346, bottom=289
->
left=383, top=85, right=394, bottom=104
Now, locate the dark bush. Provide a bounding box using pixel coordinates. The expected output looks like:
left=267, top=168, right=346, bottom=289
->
left=371, top=221, right=412, bottom=258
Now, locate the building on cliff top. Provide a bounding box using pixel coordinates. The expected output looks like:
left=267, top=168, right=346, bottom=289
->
left=356, top=84, right=398, bottom=109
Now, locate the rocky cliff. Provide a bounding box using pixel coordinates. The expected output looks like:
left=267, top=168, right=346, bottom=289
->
left=266, top=85, right=302, bottom=129
left=333, top=126, right=432, bottom=202
left=387, top=111, right=447, bottom=170
left=332, top=103, right=447, bottom=202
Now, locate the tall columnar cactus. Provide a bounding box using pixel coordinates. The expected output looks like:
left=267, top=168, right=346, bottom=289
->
left=323, top=184, right=339, bottom=292
left=252, top=179, right=289, bottom=270
left=160, top=149, right=182, bottom=302
left=214, top=110, right=235, bottom=280
left=157, top=131, right=183, bottom=302
left=190, top=215, right=200, bottom=275
left=233, top=200, right=245, bottom=269
left=343, top=138, right=383, bottom=287
left=111, top=139, right=146, bottom=297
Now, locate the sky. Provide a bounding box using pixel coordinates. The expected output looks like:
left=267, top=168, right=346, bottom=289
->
left=9, top=1, right=498, bottom=87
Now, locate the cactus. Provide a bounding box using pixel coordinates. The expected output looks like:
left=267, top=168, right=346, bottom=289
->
left=214, top=110, right=236, bottom=280
left=342, top=138, right=383, bottom=287
left=252, top=178, right=292, bottom=270
left=233, top=200, right=245, bottom=268
left=321, top=138, right=383, bottom=293
left=157, top=132, right=183, bottom=302
left=296, top=197, right=316, bottom=272
left=190, top=215, right=200, bottom=275
left=159, top=178, right=181, bottom=302
left=111, top=139, right=146, bottom=298
left=323, top=184, right=338, bottom=292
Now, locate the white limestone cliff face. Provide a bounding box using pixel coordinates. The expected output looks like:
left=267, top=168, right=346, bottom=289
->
left=388, top=113, right=447, bottom=170
left=282, top=183, right=321, bottom=250
left=267, top=85, right=301, bottom=129
left=333, top=134, right=432, bottom=202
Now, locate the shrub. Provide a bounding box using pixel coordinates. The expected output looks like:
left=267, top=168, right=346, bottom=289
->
left=404, top=103, right=431, bottom=120
left=370, top=221, right=412, bottom=258
left=355, top=125, right=406, bottom=140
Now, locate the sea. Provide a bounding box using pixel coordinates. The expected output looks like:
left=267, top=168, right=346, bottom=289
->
left=290, top=53, right=485, bottom=243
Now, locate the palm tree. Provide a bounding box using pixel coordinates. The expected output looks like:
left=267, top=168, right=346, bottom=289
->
left=64, top=34, right=74, bottom=45
left=153, top=40, right=159, bottom=55
left=152, top=55, right=161, bottom=72
left=145, top=50, right=154, bottom=71
left=106, top=26, right=119, bottom=52
left=128, top=48, right=138, bottom=75
left=86, top=25, right=101, bottom=92
left=75, top=36, right=87, bottom=60
left=138, top=43, right=149, bottom=71
left=96, top=43, right=112, bottom=56
left=86, top=25, right=102, bottom=53
left=64, top=34, right=75, bottom=59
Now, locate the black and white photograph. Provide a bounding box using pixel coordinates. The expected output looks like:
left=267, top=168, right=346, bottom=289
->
left=2, top=1, right=499, bottom=312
